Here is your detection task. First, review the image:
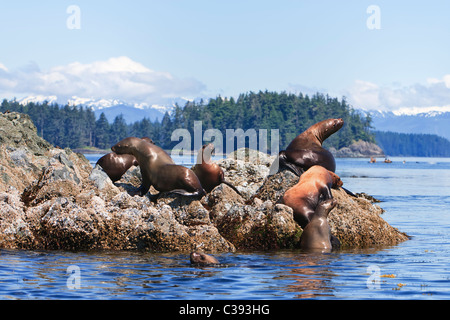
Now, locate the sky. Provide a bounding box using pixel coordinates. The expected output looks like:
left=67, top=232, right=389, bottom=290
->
left=1, top=0, right=450, bottom=112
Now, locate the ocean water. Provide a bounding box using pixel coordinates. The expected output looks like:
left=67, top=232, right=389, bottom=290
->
left=1, top=156, right=449, bottom=300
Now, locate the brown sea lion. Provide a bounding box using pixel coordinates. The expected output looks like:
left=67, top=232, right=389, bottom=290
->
left=190, top=251, right=219, bottom=265
left=111, top=137, right=205, bottom=199
left=96, top=137, right=155, bottom=182
left=191, top=144, right=242, bottom=195
left=299, top=198, right=337, bottom=253
left=96, top=153, right=139, bottom=182
left=277, top=118, right=344, bottom=176
left=280, top=165, right=342, bottom=228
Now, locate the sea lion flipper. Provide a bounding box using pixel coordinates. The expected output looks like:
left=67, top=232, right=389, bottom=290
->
left=148, top=192, right=160, bottom=203
left=222, top=181, right=242, bottom=196
left=167, top=189, right=206, bottom=198
left=138, top=184, right=151, bottom=196
left=278, top=152, right=304, bottom=176
left=342, top=187, right=357, bottom=197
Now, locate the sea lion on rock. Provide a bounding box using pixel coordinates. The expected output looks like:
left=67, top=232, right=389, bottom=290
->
left=276, top=118, right=344, bottom=176
left=192, top=144, right=242, bottom=195
left=96, top=137, right=154, bottom=182
left=111, top=137, right=205, bottom=199
left=299, top=198, right=337, bottom=253
left=96, top=153, right=138, bottom=182
left=190, top=251, right=219, bottom=265
left=280, top=165, right=342, bottom=228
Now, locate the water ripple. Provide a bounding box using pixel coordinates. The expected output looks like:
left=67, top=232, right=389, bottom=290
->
left=2, top=158, right=450, bottom=299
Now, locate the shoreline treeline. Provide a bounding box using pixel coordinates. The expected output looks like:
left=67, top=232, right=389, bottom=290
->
left=374, top=131, right=450, bottom=157
left=2, top=91, right=375, bottom=151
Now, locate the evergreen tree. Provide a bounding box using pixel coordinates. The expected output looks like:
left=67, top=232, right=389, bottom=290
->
left=159, top=112, right=173, bottom=149
left=110, top=114, right=128, bottom=144
left=95, top=113, right=111, bottom=149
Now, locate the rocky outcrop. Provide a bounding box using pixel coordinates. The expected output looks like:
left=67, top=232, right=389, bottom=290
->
left=331, top=140, right=385, bottom=158
left=0, top=112, right=52, bottom=156
left=0, top=112, right=408, bottom=252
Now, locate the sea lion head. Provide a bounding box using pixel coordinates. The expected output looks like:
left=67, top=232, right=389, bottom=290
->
left=203, top=143, right=215, bottom=157
left=141, top=137, right=154, bottom=144
left=198, top=143, right=215, bottom=164
left=317, top=198, right=337, bottom=217
left=111, top=137, right=142, bottom=154
left=190, top=251, right=219, bottom=265
left=329, top=171, right=343, bottom=188
left=315, top=118, right=344, bottom=143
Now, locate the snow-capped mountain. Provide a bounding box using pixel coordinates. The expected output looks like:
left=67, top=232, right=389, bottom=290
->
left=366, top=109, right=450, bottom=141
left=18, top=95, right=59, bottom=106
left=17, top=95, right=194, bottom=123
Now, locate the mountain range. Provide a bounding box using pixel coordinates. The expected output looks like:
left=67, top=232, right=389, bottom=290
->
left=17, top=95, right=450, bottom=142
left=17, top=95, right=192, bottom=124
left=368, top=110, right=450, bottom=141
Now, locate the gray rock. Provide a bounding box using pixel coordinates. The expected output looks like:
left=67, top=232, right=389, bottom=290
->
left=0, top=112, right=52, bottom=155
left=89, top=164, right=112, bottom=190
left=331, top=140, right=385, bottom=158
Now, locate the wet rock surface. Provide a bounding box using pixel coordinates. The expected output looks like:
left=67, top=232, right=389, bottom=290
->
left=0, top=112, right=409, bottom=252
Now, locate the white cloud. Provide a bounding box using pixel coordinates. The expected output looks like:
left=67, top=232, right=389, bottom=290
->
left=346, top=80, right=381, bottom=109
left=0, top=63, right=8, bottom=72
left=441, top=75, right=450, bottom=89
left=0, top=56, right=206, bottom=105
left=345, top=76, right=450, bottom=113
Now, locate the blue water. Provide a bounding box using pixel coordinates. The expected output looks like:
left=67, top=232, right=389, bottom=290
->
left=1, top=156, right=450, bottom=300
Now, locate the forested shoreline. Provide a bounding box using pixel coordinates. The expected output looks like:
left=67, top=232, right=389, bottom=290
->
left=1, top=91, right=374, bottom=152
left=374, top=131, right=450, bottom=157
left=3, top=91, right=449, bottom=157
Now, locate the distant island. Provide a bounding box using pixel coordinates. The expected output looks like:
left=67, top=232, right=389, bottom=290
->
left=2, top=91, right=449, bottom=157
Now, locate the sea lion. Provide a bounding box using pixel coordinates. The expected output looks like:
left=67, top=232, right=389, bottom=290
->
left=96, top=153, right=139, bottom=182
left=280, top=165, right=342, bottom=228
left=96, top=137, right=155, bottom=182
left=299, top=198, right=337, bottom=253
left=190, top=251, right=219, bottom=265
left=276, top=118, right=344, bottom=176
left=111, top=137, right=205, bottom=199
left=191, top=144, right=242, bottom=195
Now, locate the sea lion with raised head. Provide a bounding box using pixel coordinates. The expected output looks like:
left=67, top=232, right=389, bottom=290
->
left=299, top=198, right=337, bottom=253
left=280, top=165, right=342, bottom=228
left=191, top=144, right=242, bottom=195
left=190, top=251, right=219, bottom=265
left=276, top=118, right=344, bottom=176
left=111, top=137, right=205, bottom=199
left=96, top=137, right=155, bottom=182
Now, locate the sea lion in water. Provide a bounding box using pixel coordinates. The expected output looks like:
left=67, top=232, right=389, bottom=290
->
left=190, top=251, right=219, bottom=265
left=280, top=165, right=342, bottom=228
left=299, top=198, right=337, bottom=253
left=275, top=118, right=344, bottom=176
left=191, top=144, right=242, bottom=195
left=96, top=137, right=154, bottom=182
left=111, top=137, right=205, bottom=199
